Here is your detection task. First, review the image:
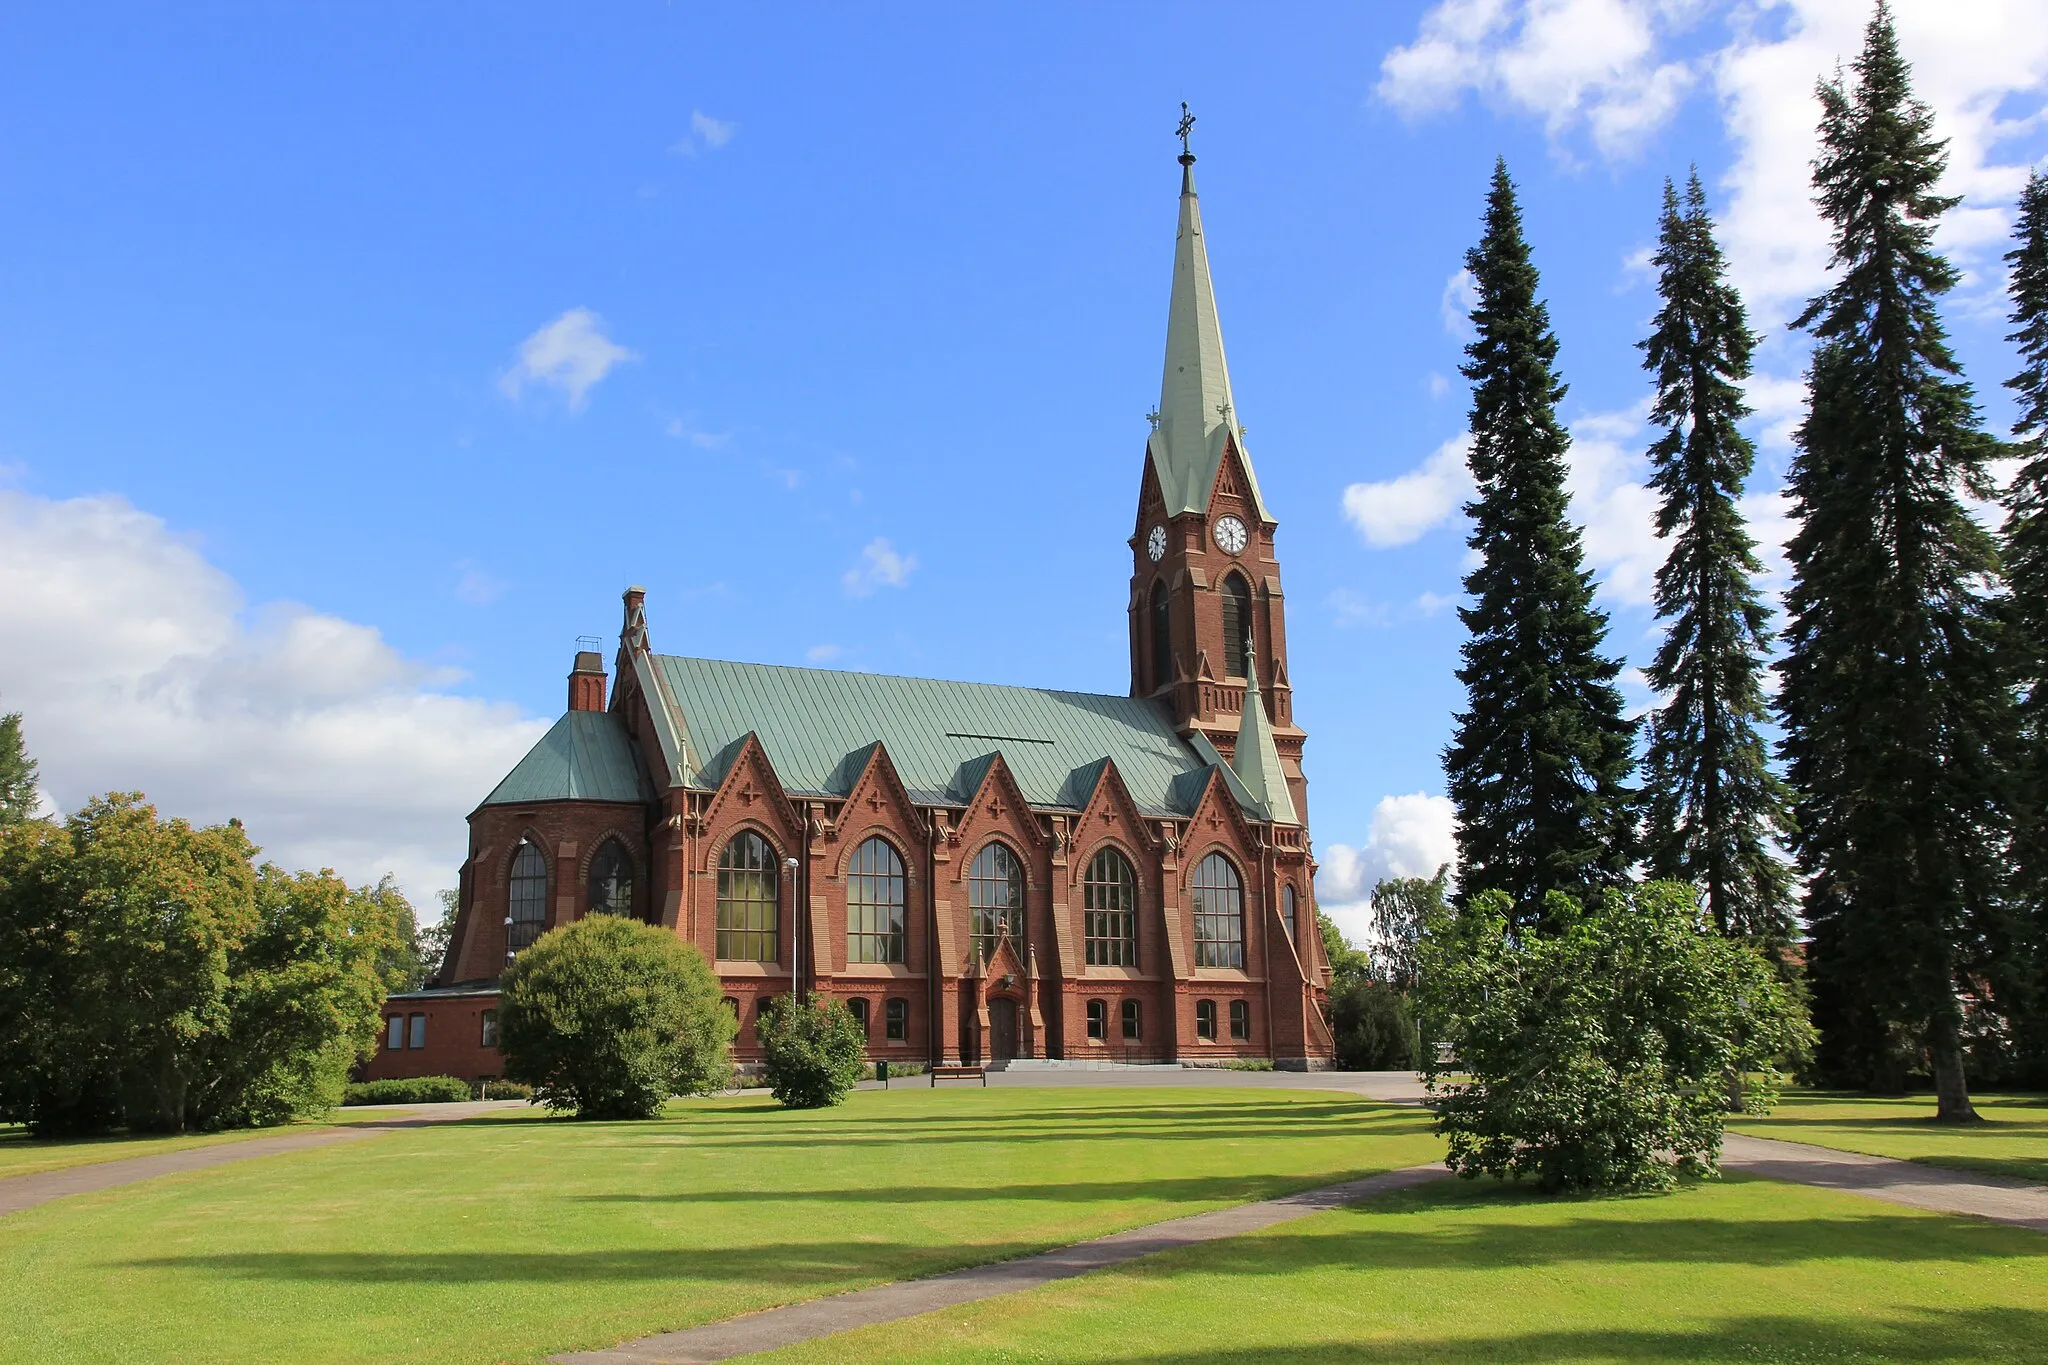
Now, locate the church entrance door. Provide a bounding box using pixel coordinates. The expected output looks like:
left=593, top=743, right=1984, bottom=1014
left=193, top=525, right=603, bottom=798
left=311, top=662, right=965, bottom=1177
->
left=988, top=998, right=1018, bottom=1062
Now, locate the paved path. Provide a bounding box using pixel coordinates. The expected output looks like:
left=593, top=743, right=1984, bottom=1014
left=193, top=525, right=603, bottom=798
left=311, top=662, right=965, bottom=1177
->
left=1722, top=1132, right=2048, bottom=1234
left=0, top=1101, right=521, bottom=1218
left=553, top=1163, right=1448, bottom=1365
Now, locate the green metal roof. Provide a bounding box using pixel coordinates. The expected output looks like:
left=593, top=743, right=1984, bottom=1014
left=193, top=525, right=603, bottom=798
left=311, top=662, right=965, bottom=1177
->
left=651, top=655, right=1224, bottom=817
left=480, top=711, right=652, bottom=808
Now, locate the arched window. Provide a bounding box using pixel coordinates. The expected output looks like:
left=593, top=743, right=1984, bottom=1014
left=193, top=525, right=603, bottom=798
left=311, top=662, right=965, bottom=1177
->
left=587, top=839, right=633, bottom=918
left=1083, top=847, right=1137, bottom=966
left=968, top=842, right=1025, bottom=960
left=847, top=837, right=907, bottom=964
left=508, top=840, right=548, bottom=952
left=1150, top=581, right=1173, bottom=691
left=1283, top=885, right=1298, bottom=942
left=716, top=831, right=779, bottom=962
left=1193, top=852, right=1245, bottom=968
left=1221, top=572, right=1252, bottom=679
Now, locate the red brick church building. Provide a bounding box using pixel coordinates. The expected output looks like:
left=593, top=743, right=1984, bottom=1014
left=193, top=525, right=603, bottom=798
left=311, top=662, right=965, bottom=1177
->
left=364, top=143, right=1336, bottom=1086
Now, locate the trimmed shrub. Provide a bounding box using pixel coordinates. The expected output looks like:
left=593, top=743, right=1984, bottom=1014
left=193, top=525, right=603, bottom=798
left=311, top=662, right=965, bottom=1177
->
left=758, top=995, right=867, bottom=1108
left=1225, top=1058, right=1275, bottom=1072
left=498, top=916, right=733, bottom=1120
left=478, top=1079, right=532, bottom=1101
left=342, top=1076, right=472, bottom=1106
left=1330, top=978, right=1420, bottom=1070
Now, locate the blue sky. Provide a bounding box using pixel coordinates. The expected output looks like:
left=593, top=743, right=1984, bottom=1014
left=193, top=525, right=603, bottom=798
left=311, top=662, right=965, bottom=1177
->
left=2, top=2, right=2044, bottom=936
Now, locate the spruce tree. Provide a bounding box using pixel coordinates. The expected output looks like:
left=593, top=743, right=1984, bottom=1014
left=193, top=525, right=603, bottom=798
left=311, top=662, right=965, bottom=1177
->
left=2000, top=168, right=2048, bottom=1084
left=1639, top=174, right=1795, bottom=941
left=1777, top=4, right=2010, bottom=1119
left=0, top=712, right=39, bottom=825
left=1444, top=160, right=1636, bottom=925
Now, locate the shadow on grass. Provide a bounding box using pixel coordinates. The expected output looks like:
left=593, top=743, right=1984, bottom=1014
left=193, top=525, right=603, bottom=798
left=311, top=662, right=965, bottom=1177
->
left=568, top=1173, right=1375, bottom=1206
left=1083, top=1307, right=2048, bottom=1363
left=117, top=1203, right=2035, bottom=1288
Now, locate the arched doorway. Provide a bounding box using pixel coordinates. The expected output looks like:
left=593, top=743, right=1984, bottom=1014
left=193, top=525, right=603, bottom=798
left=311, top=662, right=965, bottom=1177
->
left=987, top=997, right=1019, bottom=1062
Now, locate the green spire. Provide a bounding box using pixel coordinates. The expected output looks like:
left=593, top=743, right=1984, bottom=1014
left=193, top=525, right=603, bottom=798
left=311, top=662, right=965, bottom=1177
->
left=1231, top=646, right=1297, bottom=825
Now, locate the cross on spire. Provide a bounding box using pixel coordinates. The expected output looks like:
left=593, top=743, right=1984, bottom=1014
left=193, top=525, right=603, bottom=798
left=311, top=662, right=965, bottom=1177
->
left=1176, top=102, right=1196, bottom=162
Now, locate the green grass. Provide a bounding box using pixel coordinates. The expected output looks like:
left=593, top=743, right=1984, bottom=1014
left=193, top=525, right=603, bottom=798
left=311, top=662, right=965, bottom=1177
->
left=1733, top=1091, right=2048, bottom=1185
left=0, top=1087, right=1440, bottom=1365
left=0, top=1109, right=433, bottom=1181
left=763, top=1173, right=2048, bottom=1364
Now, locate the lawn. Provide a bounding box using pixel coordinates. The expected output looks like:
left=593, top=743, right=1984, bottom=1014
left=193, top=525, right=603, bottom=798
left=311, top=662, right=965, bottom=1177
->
left=1732, top=1091, right=2048, bottom=1185
left=0, top=1087, right=1440, bottom=1365
left=0, top=1108, right=429, bottom=1181
left=762, top=1172, right=2048, bottom=1364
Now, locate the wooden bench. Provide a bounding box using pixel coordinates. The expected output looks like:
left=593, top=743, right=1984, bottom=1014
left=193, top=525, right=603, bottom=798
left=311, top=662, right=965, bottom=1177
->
left=929, top=1065, right=986, bottom=1087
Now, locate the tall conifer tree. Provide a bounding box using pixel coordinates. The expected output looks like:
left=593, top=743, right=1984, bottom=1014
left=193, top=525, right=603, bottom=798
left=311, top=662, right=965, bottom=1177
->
left=1639, top=174, right=1795, bottom=941
left=1776, top=4, right=2009, bottom=1119
left=1999, top=169, right=2048, bottom=1081
left=1444, top=160, right=1636, bottom=924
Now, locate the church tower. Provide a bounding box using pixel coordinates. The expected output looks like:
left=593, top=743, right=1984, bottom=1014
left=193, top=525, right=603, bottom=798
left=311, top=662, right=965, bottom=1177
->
left=1128, top=116, right=1308, bottom=826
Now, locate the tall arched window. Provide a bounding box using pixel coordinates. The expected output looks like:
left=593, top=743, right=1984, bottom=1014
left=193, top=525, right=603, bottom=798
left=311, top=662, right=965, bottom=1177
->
left=717, top=831, right=779, bottom=962
left=508, top=840, right=548, bottom=952
left=968, top=842, right=1024, bottom=960
left=587, top=839, right=634, bottom=918
left=1193, top=852, right=1245, bottom=968
left=1221, top=572, right=1252, bottom=679
left=1084, top=847, right=1137, bottom=966
left=1283, top=885, right=1298, bottom=942
left=847, top=837, right=907, bottom=964
left=1150, top=581, right=1173, bottom=692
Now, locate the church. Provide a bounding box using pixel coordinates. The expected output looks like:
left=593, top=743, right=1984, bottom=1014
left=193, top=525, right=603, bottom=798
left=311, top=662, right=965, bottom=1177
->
left=363, top=137, right=1337, bottom=1085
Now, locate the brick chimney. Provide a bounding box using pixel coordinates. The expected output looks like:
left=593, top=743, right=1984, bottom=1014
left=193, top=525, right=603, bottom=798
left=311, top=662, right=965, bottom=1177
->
left=568, top=651, right=606, bottom=713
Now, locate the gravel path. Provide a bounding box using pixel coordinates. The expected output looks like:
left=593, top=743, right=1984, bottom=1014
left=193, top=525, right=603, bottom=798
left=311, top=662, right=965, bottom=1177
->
left=551, top=1164, right=1451, bottom=1365
left=1721, top=1131, right=2048, bottom=1233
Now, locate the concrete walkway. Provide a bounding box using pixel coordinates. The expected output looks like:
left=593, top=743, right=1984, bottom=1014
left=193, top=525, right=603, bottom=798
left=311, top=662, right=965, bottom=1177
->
left=552, top=1164, right=1450, bottom=1365
left=0, top=1100, right=523, bottom=1218
left=1722, top=1132, right=2048, bottom=1234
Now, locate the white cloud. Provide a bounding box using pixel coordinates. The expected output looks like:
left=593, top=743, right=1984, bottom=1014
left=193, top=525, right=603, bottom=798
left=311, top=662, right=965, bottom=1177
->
left=1379, top=0, right=1701, bottom=160
left=0, top=490, right=547, bottom=905
left=452, top=561, right=507, bottom=606
left=1440, top=267, right=1480, bottom=338
left=805, top=644, right=842, bottom=664
left=665, top=417, right=732, bottom=450
left=1711, top=0, right=2048, bottom=328
left=672, top=109, right=738, bottom=156
left=1342, top=433, right=1475, bottom=548
left=1316, top=792, right=1459, bottom=945
left=841, top=538, right=917, bottom=597
left=1427, top=370, right=1453, bottom=399
left=498, top=308, right=637, bottom=411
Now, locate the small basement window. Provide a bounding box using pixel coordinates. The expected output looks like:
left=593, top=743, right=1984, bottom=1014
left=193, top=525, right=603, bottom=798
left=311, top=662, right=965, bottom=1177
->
left=1196, top=1000, right=1217, bottom=1042
left=848, top=998, right=871, bottom=1036
left=885, top=998, right=908, bottom=1041
left=1086, top=999, right=1107, bottom=1040
left=1230, top=999, right=1251, bottom=1041
left=1121, top=999, right=1141, bottom=1041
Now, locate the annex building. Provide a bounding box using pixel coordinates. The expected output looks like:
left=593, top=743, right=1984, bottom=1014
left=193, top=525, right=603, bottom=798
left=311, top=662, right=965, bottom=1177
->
left=364, top=142, right=1336, bottom=1085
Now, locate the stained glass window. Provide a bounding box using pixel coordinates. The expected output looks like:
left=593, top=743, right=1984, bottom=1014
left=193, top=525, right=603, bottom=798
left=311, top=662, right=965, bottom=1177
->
left=1193, top=853, right=1245, bottom=968
left=969, top=842, right=1024, bottom=960
left=846, top=837, right=907, bottom=964
left=1083, top=847, right=1137, bottom=966
left=717, top=831, right=780, bottom=962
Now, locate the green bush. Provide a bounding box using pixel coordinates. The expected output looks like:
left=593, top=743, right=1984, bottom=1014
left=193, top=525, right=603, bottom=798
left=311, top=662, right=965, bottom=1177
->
left=1415, top=881, right=1812, bottom=1193
left=478, top=1079, right=532, bottom=1101
left=1224, top=1058, right=1275, bottom=1072
left=0, top=796, right=408, bottom=1136
left=1329, top=978, right=1419, bottom=1069
left=758, top=995, right=867, bottom=1108
left=341, top=1076, right=472, bottom=1106
left=498, top=916, right=733, bottom=1120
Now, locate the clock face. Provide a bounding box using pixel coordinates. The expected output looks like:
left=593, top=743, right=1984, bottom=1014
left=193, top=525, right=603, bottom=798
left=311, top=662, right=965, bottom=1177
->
left=1146, top=524, right=1167, bottom=562
left=1213, top=515, right=1249, bottom=555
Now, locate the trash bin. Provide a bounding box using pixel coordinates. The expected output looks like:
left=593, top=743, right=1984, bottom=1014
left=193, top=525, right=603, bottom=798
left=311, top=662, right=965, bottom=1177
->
left=875, top=1060, right=889, bottom=1087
